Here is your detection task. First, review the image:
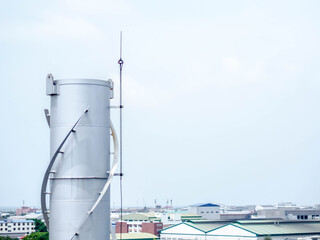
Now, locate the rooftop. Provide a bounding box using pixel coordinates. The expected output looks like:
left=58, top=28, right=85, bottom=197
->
left=0, top=219, right=34, bottom=223
left=186, top=222, right=229, bottom=232
left=162, top=219, right=320, bottom=236
left=190, top=203, right=220, bottom=208
left=162, top=220, right=233, bottom=233
left=122, top=213, right=160, bottom=222
left=232, top=220, right=320, bottom=236
left=112, top=233, right=159, bottom=240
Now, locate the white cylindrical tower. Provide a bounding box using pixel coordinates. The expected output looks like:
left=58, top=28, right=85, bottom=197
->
left=42, top=75, right=114, bottom=240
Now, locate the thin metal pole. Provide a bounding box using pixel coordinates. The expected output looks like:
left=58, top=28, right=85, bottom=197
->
left=118, top=31, right=124, bottom=240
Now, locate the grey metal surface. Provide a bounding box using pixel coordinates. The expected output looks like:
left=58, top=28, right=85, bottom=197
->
left=41, top=107, right=88, bottom=229
left=43, top=77, right=113, bottom=240
left=46, top=74, right=59, bottom=95
left=44, top=109, right=50, bottom=127
left=70, top=120, right=119, bottom=239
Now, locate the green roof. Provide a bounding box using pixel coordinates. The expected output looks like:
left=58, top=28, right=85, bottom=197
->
left=163, top=219, right=320, bottom=236
left=180, top=213, right=203, bottom=221
left=232, top=221, right=320, bottom=236
left=162, top=221, right=232, bottom=234
left=122, top=214, right=150, bottom=221
left=186, top=222, right=227, bottom=232
left=144, top=212, right=157, bottom=218
left=113, top=233, right=159, bottom=240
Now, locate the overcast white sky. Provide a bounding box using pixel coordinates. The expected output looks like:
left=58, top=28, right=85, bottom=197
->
left=1, top=0, right=320, bottom=209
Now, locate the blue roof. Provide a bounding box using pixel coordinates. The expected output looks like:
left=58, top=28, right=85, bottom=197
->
left=190, top=203, right=220, bottom=207
left=0, top=219, right=34, bottom=223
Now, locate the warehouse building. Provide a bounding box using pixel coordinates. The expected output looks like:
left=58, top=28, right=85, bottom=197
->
left=160, top=219, right=231, bottom=240
left=188, top=203, right=220, bottom=220
left=160, top=219, right=320, bottom=240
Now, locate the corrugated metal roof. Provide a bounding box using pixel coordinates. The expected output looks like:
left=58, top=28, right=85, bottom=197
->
left=163, top=219, right=320, bottom=236
left=144, top=212, right=157, bottom=217
left=0, top=219, right=34, bottom=223
left=186, top=222, right=227, bottom=232
left=190, top=203, right=220, bottom=207
left=161, top=221, right=226, bottom=234
left=122, top=213, right=150, bottom=221
left=233, top=221, right=320, bottom=236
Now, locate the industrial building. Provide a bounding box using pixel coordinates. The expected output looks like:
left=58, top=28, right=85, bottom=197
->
left=122, top=213, right=161, bottom=222
left=220, top=211, right=253, bottom=220
left=160, top=219, right=320, bottom=240
left=9, top=212, right=43, bottom=221
left=118, top=213, right=162, bottom=234
left=285, top=210, right=320, bottom=220
left=116, top=212, right=204, bottom=235
left=15, top=206, right=38, bottom=216
left=256, top=205, right=320, bottom=220
left=116, top=222, right=163, bottom=236
left=160, top=219, right=231, bottom=239
left=188, top=203, right=220, bottom=220
left=160, top=212, right=203, bottom=226
left=0, top=219, right=35, bottom=238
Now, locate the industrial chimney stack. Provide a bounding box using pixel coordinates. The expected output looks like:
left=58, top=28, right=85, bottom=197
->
left=42, top=74, right=118, bottom=240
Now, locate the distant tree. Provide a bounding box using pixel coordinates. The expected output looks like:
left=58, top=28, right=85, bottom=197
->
left=23, top=232, right=49, bottom=240
left=1, top=214, right=10, bottom=219
left=264, top=236, right=272, bottom=240
left=0, top=237, right=18, bottom=240
left=30, top=219, right=47, bottom=232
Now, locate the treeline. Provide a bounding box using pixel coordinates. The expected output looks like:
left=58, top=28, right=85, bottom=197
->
left=24, top=219, right=48, bottom=240
left=0, top=237, right=19, bottom=240
left=0, top=231, right=48, bottom=240
left=23, top=232, right=49, bottom=240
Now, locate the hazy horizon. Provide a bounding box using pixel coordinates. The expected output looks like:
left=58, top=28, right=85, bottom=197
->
left=2, top=201, right=320, bottom=213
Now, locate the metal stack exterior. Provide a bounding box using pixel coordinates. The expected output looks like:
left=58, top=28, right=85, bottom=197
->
left=46, top=77, right=112, bottom=240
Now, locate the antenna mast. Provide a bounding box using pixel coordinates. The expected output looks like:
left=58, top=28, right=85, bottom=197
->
left=118, top=31, right=124, bottom=240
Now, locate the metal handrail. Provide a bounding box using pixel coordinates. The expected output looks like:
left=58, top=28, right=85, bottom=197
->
left=70, top=120, right=119, bottom=239
left=41, top=108, right=89, bottom=229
